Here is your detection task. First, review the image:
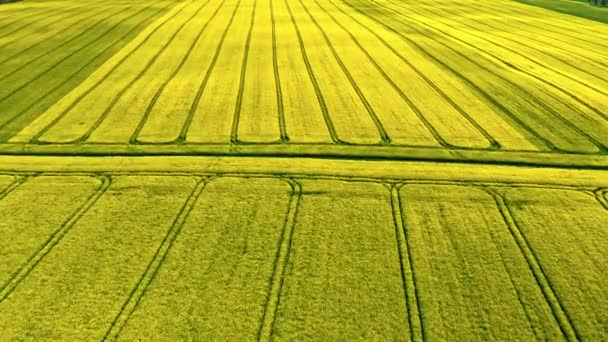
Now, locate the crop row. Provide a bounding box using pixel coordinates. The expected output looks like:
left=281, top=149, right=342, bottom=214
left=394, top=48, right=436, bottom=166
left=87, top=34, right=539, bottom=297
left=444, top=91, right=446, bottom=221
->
left=3, top=0, right=607, bottom=154
left=0, top=174, right=606, bottom=340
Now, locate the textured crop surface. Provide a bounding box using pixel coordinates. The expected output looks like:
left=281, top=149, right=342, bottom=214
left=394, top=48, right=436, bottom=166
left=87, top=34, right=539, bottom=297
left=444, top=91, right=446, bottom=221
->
left=0, top=0, right=606, bottom=167
left=0, top=0, right=607, bottom=339
left=0, top=169, right=605, bottom=340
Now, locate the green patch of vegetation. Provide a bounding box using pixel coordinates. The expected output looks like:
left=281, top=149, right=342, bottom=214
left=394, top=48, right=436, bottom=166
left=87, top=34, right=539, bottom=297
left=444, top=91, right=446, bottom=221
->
left=513, top=0, right=608, bottom=23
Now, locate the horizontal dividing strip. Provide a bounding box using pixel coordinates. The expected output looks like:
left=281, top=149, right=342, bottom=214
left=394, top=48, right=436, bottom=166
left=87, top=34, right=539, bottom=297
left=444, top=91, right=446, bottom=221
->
left=103, top=176, right=209, bottom=341
left=256, top=179, right=302, bottom=341
left=0, top=175, right=111, bottom=302
left=483, top=188, right=580, bottom=341
left=0, top=143, right=606, bottom=169
left=0, top=170, right=601, bottom=196
left=390, top=184, right=424, bottom=342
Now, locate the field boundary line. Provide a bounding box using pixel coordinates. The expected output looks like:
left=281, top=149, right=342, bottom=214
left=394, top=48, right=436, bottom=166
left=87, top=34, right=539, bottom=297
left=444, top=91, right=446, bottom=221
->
left=78, top=0, right=209, bottom=144
left=484, top=188, right=580, bottom=341
left=0, top=2, right=169, bottom=139
left=230, top=0, right=257, bottom=144
left=178, top=0, right=242, bottom=142
left=257, top=179, right=302, bottom=341
left=299, top=0, right=389, bottom=144
left=0, top=175, right=111, bottom=303
left=391, top=184, right=424, bottom=342
left=282, top=0, right=340, bottom=144
left=270, top=0, right=287, bottom=143
left=103, top=176, right=210, bottom=341
left=27, top=1, right=192, bottom=144
left=130, top=0, right=226, bottom=144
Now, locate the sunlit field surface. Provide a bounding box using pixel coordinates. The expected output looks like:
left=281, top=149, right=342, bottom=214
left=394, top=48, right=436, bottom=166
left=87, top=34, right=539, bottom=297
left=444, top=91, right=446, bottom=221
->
left=0, top=0, right=606, bottom=339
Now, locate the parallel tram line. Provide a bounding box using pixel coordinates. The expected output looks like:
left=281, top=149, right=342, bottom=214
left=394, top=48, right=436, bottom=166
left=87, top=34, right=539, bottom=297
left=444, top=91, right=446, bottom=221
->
left=256, top=179, right=302, bottom=341
left=412, top=1, right=608, bottom=96
left=336, top=0, right=555, bottom=151
left=471, top=0, right=608, bottom=53
left=28, top=1, right=191, bottom=144
left=299, top=0, right=390, bottom=144
left=230, top=0, right=258, bottom=144
left=0, top=6, right=66, bottom=36
left=483, top=188, right=580, bottom=341
left=313, top=0, right=445, bottom=149
left=434, top=3, right=608, bottom=85
left=316, top=0, right=495, bottom=150
left=0, top=175, right=28, bottom=202
left=0, top=2, right=167, bottom=136
left=593, top=188, right=608, bottom=211
left=178, top=0, right=242, bottom=142
left=0, top=3, right=128, bottom=71
left=375, top=0, right=608, bottom=129
left=0, top=4, right=89, bottom=44
left=401, top=2, right=608, bottom=124
left=390, top=184, right=424, bottom=342
left=130, top=0, right=228, bottom=144
left=102, top=176, right=210, bottom=341
left=77, top=0, right=210, bottom=144
left=0, top=175, right=112, bottom=303
left=270, top=0, right=288, bottom=143
left=282, top=0, right=341, bottom=144
left=362, top=0, right=605, bottom=152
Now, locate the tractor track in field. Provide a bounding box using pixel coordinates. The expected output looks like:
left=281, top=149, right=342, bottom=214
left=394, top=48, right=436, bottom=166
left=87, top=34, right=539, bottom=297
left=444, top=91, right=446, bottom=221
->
left=333, top=0, right=552, bottom=152
left=348, top=0, right=601, bottom=153
left=411, top=1, right=608, bottom=97
left=0, top=174, right=111, bottom=303
left=384, top=0, right=608, bottom=124
left=103, top=176, right=209, bottom=341
left=594, top=188, right=608, bottom=210
left=367, top=0, right=608, bottom=153
left=489, top=1, right=608, bottom=39
left=0, top=2, right=168, bottom=137
left=313, top=0, right=447, bottom=149
left=487, top=189, right=580, bottom=341
left=178, top=0, right=242, bottom=143
left=270, top=0, right=288, bottom=143
left=300, top=0, right=390, bottom=145
left=28, top=1, right=190, bottom=144
left=283, top=0, right=341, bottom=145
left=130, top=0, right=227, bottom=145
left=432, top=1, right=608, bottom=83
left=0, top=174, right=27, bottom=201
left=257, top=179, right=301, bottom=341
left=230, top=0, right=257, bottom=144
left=471, top=1, right=608, bottom=52
left=390, top=184, right=424, bottom=342
left=0, top=5, right=80, bottom=39
left=321, top=0, right=501, bottom=150
left=77, top=0, right=207, bottom=144
left=0, top=3, right=104, bottom=50
left=0, top=3, right=118, bottom=67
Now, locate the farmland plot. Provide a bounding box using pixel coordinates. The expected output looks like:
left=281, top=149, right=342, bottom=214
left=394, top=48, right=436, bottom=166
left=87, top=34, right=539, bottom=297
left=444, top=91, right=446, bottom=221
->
left=0, top=170, right=605, bottom=340
left=0, top=0, right=606, bottom=167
